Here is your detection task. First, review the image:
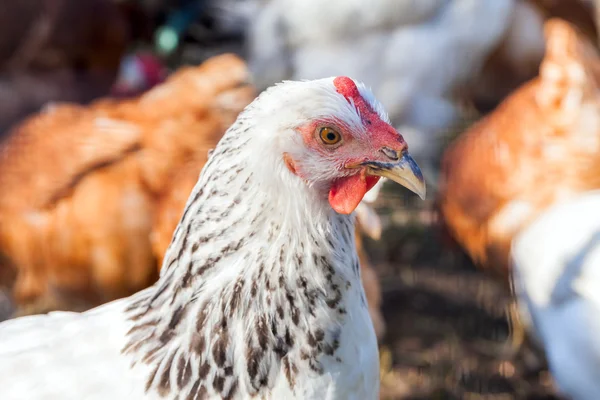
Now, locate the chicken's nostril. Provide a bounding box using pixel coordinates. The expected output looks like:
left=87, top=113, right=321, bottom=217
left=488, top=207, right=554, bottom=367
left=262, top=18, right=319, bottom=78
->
left=380, top=146, right=399, bottom=161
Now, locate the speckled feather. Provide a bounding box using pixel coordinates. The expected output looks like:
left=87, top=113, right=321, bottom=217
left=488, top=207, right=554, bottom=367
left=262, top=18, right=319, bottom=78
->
left=0, top=77, right=384, bottom=400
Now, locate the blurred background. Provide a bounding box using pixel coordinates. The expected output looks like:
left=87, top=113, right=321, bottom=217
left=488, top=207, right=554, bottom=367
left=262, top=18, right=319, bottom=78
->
left=1, top=0, right=599, bottom=398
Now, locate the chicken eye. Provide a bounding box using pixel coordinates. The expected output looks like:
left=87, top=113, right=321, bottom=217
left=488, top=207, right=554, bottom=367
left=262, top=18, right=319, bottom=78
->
left=319, top=127, right=342, bottom=145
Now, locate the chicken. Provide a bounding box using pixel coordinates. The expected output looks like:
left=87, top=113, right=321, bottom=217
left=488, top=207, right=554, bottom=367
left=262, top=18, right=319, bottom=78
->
left=246, top=0, right=515, bottom=187
left=0, top=76, right=426, bottom=399
left=0, top=53, right=254, bottom=314
left=151, top=146, right=388, bottom=340
left=438, top=18, right=600, bottom=285
left=511, top=190, right=600, bottom=399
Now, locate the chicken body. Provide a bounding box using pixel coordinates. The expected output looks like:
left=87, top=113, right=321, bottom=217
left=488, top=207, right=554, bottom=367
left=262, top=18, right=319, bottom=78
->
left=0, top=54, right=254, bottom=313
left=438, top=19, right=600, bottom=283
left=0, top=76, right=426, bottom=400
left=512, top=190, right=600, bottom=399
left=152, top=148, right=388, bottom=340
left=0, top=295, right=151, bottom=399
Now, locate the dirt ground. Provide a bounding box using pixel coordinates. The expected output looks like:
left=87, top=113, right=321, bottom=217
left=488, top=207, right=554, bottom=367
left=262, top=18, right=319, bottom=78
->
left=368, top=188, right=562, bottom=400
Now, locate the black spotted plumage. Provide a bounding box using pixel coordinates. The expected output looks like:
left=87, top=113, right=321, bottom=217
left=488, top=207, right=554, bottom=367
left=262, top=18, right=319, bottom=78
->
left=0, top=77, right=414, bottom=400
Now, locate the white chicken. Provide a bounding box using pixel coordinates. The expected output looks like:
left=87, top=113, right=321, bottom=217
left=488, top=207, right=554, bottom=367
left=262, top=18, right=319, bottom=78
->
left=0, top=76, right=425, bottom=399
left=247, top=0, right=515, bottom=186
left=511, top=191, right=600, bottom=399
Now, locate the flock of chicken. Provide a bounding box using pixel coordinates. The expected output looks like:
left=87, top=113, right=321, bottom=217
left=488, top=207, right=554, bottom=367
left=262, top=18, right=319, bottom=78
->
left=0, top=0, right=599, bottom=399
left=0, top=54, right=251, bottom=311
left=0, top=53, right=389, bottom=340
left=439, top=19, right=600, bottom=399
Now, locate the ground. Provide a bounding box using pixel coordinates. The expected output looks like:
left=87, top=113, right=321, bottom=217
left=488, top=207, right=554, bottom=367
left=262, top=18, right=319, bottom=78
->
left=369, top=188, right=561, bottom=400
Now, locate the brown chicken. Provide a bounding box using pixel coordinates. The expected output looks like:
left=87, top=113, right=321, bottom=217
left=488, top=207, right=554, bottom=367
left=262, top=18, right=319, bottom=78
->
left=0, top=53, right=254, bottom=314
left=439, top=18, right=600, bottom=286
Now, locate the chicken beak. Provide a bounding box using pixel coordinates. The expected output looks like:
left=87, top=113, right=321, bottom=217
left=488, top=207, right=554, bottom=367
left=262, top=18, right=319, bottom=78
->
left=363, top=151, right=426, bottom=200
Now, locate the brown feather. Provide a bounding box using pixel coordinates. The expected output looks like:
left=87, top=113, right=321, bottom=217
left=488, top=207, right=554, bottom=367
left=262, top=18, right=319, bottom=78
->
left=439, top=19, right=600, bottom=285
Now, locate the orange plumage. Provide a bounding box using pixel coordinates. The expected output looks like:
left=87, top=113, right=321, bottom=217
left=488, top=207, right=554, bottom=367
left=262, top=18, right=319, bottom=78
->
left=438, top=19, right=600, bottom=284
left=0, top=54, right=254, bottom=313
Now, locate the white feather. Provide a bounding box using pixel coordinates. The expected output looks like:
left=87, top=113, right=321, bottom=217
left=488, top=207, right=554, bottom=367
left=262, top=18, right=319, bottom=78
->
left=0, top=77, right=399, bottom=399
left=511, top=190, right=600, bottom=399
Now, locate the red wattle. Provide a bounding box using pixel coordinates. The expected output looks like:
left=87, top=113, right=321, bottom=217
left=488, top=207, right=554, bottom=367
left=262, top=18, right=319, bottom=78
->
left=365, top=176, right=380, bottom=192
left=328, top=174, right=381, bottom=214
